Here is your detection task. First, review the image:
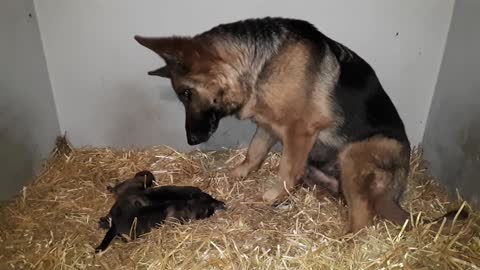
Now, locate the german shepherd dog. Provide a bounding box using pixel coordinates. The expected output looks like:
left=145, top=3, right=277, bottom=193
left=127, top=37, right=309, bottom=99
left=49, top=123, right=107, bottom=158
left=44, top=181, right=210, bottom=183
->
left=134, top=17, right=467, bottom=233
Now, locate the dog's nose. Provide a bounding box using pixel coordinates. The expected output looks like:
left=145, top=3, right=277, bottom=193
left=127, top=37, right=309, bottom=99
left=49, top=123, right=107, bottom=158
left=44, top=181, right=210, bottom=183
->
left=187, top=135, right=200, bottom=145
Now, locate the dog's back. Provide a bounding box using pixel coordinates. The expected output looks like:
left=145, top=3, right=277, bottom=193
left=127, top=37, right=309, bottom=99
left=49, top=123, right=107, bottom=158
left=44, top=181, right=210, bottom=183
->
left=205, top=18, right=409, bottom=141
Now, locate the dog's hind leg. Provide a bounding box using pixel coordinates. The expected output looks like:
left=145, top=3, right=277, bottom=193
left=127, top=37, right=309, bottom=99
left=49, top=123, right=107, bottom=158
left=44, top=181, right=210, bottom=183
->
left=374, top=190, right=409, bottom=225
left=231, top=126, right=278, bottom=178
left=339, top=169, right=375, bottom=233
left=338, top=137, right=410, bottom=233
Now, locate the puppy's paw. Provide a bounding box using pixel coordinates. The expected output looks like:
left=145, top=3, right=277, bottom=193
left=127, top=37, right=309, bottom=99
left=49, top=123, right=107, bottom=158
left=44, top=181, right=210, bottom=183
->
left=98, top=216, right=111, bottom=229
left=106, top=184, right=114, bottom=193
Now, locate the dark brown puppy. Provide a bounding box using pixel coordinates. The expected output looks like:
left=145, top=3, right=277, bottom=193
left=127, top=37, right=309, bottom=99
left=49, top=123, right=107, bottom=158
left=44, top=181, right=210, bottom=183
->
left=134, top=17, right=467, bottom=233
left=107, top=170, right=155, bottom=199
left=95, top=191, right=225, bottom=252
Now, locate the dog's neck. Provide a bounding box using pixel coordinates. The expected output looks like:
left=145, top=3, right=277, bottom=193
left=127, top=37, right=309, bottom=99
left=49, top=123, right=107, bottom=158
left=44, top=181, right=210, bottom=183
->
left=210, top=39, right=275, bottom=121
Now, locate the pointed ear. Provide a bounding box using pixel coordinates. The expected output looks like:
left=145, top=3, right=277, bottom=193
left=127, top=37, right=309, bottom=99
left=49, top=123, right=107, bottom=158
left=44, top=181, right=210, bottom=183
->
left=135, top=34, right=224, bottom=79
left=134, top=35, right=191, bottom=63
left=147, top=66, right=170, bottom=78
left=135, top=35, right=197, bottom=77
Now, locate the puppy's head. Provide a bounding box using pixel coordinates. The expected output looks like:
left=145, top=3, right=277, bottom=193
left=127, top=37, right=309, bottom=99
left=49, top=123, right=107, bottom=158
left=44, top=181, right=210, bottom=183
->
left=134, top=35, right=245, bottom=145
left=133, top=170, right=155, bottom=189
left=210, top=199, right=226, bottom=211
left=107, top=171, right=154, bottom=199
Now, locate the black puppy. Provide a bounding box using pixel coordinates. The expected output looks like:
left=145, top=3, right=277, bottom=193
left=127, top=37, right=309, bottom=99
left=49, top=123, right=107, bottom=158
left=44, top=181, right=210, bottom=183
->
left=98, top=183, right=210, bottom=229
left=95, top=190, right=225, bottom=252
left=98, top=171, right=156, bottom=229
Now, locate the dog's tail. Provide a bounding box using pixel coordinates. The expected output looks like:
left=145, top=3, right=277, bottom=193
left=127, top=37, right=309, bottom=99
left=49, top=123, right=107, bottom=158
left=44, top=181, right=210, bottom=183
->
left=368, top=144, right=469, bottom=233
left=375, top=196, right=469, bottom=233
left=423, top=205, right=469, bottom=232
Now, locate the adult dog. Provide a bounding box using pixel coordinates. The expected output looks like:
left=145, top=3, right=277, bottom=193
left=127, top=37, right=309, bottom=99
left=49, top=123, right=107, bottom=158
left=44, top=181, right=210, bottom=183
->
left=135, top=17, right=464, bottom=232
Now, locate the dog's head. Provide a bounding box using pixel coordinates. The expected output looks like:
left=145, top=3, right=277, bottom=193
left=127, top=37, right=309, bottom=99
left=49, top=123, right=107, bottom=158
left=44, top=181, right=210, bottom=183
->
left=134, top=35, right=245, bottom=145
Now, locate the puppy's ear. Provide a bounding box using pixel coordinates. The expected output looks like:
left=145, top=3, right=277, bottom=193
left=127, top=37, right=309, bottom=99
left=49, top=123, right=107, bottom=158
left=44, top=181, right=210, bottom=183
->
left=132, top=197, right=149, bottom=207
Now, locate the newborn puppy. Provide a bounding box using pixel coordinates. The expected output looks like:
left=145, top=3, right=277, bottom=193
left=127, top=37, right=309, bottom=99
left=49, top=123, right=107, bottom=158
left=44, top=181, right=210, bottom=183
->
left=142, top=185, right=208, bottom=202
left=95, top=191, right=225, bottom=252
left=98, top=184, right=210, bottom=229
left=98, top=171, right=155, bottom=229
left=107, top=170, right=155, bottom=199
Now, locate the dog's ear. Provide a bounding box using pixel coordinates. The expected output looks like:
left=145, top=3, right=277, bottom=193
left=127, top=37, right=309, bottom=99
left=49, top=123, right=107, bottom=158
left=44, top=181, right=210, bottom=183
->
left=147, top=65, right=172, bottom=78
left=147, top=66, right=170, bottom=78
left=134, top=35, right=196, bottom=78
left=134, top=35, right=221, bottom=78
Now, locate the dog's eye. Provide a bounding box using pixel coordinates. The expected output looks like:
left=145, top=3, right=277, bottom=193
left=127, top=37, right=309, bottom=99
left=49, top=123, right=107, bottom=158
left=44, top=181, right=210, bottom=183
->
left=181, top=88, right=192, bottom=101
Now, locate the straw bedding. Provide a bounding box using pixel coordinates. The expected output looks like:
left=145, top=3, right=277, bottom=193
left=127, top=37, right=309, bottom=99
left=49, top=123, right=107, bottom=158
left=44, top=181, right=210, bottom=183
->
left=0, top=139, right=479, bottom=270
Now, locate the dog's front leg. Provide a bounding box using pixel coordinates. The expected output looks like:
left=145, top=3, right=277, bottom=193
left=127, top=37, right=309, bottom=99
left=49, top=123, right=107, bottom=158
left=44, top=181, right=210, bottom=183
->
left=231, top=125, right=278, bottom=178
left=262, top=127, right=318, bottom=204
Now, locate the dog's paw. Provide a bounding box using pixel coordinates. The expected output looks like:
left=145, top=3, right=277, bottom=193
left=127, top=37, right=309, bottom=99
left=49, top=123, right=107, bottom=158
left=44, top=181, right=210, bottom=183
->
left=230, top=164, right=250, bottom=178
left=262, top=185, right=288, bottom=205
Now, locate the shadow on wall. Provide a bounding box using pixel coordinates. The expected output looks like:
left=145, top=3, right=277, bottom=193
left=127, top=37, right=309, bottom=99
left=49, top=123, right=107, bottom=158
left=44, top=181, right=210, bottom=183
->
left=456, top=119, right=480, bottom=206
left=0, top=130, right=34, bottom=200
left=102, top=80, right=260, bottom=151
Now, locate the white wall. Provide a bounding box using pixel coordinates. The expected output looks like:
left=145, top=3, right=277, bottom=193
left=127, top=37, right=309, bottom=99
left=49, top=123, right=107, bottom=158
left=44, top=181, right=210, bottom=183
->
left=0, top=0, right=60, bottom=199
left=34, top=0, right=455, bottom=150
left=423, top=0, right=480, bottom=207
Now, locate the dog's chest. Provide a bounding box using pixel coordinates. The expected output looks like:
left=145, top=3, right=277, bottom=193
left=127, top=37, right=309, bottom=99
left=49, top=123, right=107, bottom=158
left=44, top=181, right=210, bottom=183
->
left=317, top=127, right=345, bottom=148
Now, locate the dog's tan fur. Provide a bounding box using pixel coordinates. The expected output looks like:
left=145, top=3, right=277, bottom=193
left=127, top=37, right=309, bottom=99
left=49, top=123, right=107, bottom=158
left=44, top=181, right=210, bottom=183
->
left=338, top=136, right=410, bottom=232
left=134, top=17, right=467, bottom=233
left=232, top=42, right=337, bottom=202
left=136, top=36, right=338, bottom=203
left=135, top=35, right=400, bottom=231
